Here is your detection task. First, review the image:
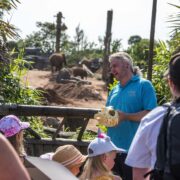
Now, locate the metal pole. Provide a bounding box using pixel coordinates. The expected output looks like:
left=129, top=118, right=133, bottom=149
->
left=147, top=0, right=157, bottom=81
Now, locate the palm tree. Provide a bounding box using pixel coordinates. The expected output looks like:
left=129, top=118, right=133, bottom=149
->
left=0, top=0, right=20, bottom=44
left=167, top=3, right=180, bottom=54
left=168, top=3, right=180, bottom=34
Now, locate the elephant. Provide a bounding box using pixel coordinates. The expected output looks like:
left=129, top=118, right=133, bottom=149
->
left=56, top=68, right=71, bottom=83
left=79, top=58, right=102, bottom=72
left=72, top=67, right=87, bottom=79
left=49, top=53, right=67, bottom=73
left=79, top=58, right=91, bottom=69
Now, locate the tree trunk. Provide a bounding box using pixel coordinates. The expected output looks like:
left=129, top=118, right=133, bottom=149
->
left=55, top=12, right=63, bottom=53
left=102, top=10, right=113, bottom=83
left=147, top=0, right=157, bottom=81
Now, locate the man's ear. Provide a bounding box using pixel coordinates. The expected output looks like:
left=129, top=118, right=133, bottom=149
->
left=123, top=61, right=129, bottom=69
left=168, top=78, right=175, bottom=90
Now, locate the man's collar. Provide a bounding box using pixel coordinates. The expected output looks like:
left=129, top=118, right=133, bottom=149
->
left=118, top=75, right=139, bottom=88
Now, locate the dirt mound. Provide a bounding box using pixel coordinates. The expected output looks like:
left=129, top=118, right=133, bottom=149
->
left=39, top=88, right=74, bottom=105
left=43, top=82, right=103, bottom=104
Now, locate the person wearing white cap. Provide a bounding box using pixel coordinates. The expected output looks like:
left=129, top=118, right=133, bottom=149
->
left=80, top=129, right=125, bottom=180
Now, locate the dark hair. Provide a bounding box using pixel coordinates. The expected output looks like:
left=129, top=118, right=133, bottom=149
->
left=169, top=53, right=180, bottom=91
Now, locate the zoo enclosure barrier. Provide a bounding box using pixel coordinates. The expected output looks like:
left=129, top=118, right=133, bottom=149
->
left=0, top=104, right=100, bottom=156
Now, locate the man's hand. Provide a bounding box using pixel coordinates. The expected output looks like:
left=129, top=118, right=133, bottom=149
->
left=117, top=110, right=126, bottom=124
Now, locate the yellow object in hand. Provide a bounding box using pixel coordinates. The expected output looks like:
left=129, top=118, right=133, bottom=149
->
left=94, top=106, right=119, bottom=127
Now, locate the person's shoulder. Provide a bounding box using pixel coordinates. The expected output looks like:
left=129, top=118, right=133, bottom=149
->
left=139, top=77, right=153, bottom=85
left=146, top=106, right=167, bottom=117
left=141, top=106, right=168, bottom=125
left=137, top=77, right=156, bottom=93
left=113, top=175, right=122, bottom=180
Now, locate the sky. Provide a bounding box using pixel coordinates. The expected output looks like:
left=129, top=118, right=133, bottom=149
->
left=7, top=0, right=180, bottom=48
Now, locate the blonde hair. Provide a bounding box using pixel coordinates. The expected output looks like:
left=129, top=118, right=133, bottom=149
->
left=80, top=152, right=113, bottom=180
left=7, top=131, right=26, bottom=157
left=109, top=52, right=142, bottom=76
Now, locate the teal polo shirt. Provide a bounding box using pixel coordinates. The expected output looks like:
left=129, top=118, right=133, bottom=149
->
left=106, top=75, right=157, bottom=151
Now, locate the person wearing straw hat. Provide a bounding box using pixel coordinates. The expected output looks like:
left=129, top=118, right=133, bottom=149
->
left=80, top=129, right=125, bottom=180
left=52, top=144, right=87, bottom=176
left=0, top=115, right=30, bottom=163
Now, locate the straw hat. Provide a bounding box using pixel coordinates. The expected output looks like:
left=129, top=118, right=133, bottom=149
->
left=52, top=145, right=87, bottom=168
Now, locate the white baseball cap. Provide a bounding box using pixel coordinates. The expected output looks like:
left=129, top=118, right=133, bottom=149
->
left=88, top=130, right=126, bottom=157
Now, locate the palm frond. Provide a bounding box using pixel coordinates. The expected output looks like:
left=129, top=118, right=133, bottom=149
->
left=167, top=2, right=180, bottom=35
left=0, top=20, right=19, bottom=43
left=168, top=3, right=180, bottom=9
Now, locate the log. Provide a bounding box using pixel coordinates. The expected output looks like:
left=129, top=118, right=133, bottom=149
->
left=43, top=127, right=76, bottom=138
left=57, top=79, right=91, bottom=85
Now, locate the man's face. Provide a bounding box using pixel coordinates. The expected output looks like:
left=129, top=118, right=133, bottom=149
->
left=110, top=58, right=127, bottom=81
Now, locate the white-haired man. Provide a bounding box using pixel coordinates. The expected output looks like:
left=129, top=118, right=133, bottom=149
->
left=106, top=52, right=157, bottom=180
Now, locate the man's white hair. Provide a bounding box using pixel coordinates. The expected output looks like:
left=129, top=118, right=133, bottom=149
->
left=109, top=52, right=133, bottom=68
left=109, top=52, right=142, bottom=76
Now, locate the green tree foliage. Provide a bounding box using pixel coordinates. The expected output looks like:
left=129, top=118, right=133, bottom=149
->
left=24, top=22, right=56, bottom=53
left=74, top=24, right=85, bottom=51
left=111, top=39, right=122, bottom=53
left=127, top=37, right=152, bottom=71
left=152, top=2, right=180, bottom=105
left=6, top=40, right=18, bottom=51
left=0, top=55, right=42, bottom=104
left=128, top=35, right=142, bottom=45
left=0, top=52, right=45, bottom=136
left=23, top=21, right=68, bottom=54
left=151, top=41, right=173, bottom=105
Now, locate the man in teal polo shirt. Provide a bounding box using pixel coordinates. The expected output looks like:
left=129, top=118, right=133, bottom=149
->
left=106, top=52, right=157, bottom=180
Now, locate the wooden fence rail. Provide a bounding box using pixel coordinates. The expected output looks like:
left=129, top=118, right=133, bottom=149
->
left=0, top=104, right=100, bottom=156
left=0, top=104, right=100, bottom=117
